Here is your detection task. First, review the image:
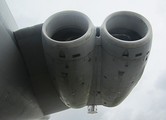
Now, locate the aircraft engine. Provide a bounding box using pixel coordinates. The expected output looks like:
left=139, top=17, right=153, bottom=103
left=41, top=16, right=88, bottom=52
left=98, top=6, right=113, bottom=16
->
left=42, top=11, right=152, bottom=109
left=42, top=11, right=96, bottom=108
left=0, top=1, right=153, bottom=118
left=100, top=11, right=152, bottom=107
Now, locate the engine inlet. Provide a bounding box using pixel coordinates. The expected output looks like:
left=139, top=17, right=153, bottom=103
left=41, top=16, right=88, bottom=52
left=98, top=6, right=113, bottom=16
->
left=51, top=28, right=85, bottom=41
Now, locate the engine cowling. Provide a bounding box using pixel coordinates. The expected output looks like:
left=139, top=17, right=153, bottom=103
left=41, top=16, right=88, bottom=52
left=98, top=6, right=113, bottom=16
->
left=100, top=11, right=152, bottom=107
left=42, top=11, right=152, bottom=109
left=42, top=11, right=96, bottom=108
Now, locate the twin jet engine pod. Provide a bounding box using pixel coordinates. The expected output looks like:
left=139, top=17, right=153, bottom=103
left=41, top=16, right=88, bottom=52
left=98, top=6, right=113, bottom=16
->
left=42, top=11, right=152, bottom=109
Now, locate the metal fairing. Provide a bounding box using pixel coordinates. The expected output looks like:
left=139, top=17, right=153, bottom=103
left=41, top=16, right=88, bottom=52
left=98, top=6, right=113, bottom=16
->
left=0, top=0, right=45, bottom=120
left=0, top=0, right=152, bottom=119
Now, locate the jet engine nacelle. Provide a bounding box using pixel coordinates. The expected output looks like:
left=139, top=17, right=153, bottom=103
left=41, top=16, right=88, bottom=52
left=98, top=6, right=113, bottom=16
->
left=42, top=11, right=152, bottom=108
left=100, top=11, right=152, bottom=107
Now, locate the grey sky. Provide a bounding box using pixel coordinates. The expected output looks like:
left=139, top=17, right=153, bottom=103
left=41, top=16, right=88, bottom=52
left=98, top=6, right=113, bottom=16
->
left=5, top=0, right=166, bottom=120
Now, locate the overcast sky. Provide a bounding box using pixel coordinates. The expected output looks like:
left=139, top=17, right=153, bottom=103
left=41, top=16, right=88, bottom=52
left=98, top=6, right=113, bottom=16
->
left=5, top=0, right=166, bottom=120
